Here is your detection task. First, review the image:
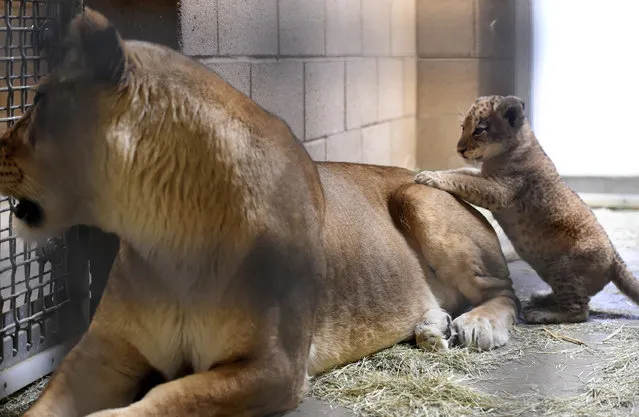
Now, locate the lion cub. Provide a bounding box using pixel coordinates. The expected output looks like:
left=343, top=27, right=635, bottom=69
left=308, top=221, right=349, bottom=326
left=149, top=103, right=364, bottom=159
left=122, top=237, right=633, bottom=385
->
left=414, top=95, right=639, bottom=324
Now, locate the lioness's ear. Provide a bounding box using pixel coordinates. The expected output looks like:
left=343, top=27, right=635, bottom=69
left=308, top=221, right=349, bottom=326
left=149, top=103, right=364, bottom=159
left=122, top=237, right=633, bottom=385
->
left=65, top=8, right=126, bottom=83
left=496, top=96, right=526, bottom=129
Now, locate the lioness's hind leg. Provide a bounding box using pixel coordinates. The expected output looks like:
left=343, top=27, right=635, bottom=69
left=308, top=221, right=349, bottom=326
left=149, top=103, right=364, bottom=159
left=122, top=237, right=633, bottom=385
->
left=391, top=184, right=519, bottom=351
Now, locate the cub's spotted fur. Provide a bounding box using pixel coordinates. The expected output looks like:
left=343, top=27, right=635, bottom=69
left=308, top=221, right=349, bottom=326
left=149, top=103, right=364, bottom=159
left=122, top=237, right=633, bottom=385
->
left=415, top=95, right=639, bottom=324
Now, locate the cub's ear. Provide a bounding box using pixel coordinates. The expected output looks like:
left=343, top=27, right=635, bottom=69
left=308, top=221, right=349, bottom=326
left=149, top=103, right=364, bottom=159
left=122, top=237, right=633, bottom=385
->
left=496, top=95, right=526, bottom=129
left=64, top=8, right=126, bottom=83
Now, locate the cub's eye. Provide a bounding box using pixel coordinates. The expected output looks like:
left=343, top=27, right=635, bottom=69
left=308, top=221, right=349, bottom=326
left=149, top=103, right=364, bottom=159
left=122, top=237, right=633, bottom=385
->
left=473, top=123, right=489, bottom=136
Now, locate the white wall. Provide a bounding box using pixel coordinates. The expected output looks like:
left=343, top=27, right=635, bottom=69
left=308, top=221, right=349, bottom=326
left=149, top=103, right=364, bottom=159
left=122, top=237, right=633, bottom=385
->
left=532, top=0, right=639, bottom=177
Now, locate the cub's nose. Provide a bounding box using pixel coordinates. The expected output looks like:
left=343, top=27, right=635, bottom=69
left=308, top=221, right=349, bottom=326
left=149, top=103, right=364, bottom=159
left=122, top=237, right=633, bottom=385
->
left=457, top=145, right=467, bottom=155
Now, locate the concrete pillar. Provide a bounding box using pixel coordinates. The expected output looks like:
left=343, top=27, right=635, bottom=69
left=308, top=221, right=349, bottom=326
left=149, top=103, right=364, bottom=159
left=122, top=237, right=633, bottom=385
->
left=416, top=0, right=517, bottom=170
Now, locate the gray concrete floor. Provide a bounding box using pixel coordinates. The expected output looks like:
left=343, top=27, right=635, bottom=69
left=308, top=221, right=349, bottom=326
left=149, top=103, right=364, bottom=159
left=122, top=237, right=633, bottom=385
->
left=473, top=249, right=639, bottom=399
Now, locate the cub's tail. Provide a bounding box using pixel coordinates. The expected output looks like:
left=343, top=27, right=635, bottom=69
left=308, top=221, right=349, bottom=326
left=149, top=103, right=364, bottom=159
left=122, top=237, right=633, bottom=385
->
left=610, top=252, right=639, bottom=304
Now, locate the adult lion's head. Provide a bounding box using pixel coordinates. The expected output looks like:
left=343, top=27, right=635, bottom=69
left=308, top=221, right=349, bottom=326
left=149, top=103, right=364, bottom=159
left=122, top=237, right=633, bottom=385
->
left=0, top=9, right=133, bottom=241
left=0, top=8, right=282, bottom=251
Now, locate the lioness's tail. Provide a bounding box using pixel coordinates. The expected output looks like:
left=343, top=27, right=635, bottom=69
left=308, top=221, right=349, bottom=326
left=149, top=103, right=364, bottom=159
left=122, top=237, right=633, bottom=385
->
left=610, top=252, right=639, bottom=304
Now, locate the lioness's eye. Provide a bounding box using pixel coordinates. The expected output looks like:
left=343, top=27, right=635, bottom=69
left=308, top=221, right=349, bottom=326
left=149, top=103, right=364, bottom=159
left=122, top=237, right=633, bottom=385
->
left=33, top=90, right=43, bottom=105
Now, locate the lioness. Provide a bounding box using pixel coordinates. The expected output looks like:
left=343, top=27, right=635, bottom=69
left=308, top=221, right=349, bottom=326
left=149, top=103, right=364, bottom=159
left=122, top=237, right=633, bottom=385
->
left=1, top=9, right=518, bottom=417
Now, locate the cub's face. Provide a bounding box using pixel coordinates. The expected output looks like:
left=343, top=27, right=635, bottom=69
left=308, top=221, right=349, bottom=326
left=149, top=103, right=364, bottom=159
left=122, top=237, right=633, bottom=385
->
left=456, top=95, right=526, bottom=163
left=0, top=9, right=127, bottom=241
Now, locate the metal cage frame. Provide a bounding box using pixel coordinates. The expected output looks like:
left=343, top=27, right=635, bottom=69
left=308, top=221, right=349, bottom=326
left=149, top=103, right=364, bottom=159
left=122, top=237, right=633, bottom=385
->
left=0, top=0, right=90, bottom=400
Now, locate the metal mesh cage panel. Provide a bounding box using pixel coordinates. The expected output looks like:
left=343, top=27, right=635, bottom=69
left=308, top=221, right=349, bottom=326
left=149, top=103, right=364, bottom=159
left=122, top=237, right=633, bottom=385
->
left=0, top=0, right=71, bottom=371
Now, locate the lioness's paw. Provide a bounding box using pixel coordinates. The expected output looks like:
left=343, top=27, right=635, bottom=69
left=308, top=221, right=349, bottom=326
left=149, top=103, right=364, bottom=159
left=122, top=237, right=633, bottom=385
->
left=415, top=323, right=449, bottom=352
left=452, top=313, right=510, bottom=351
left=414, top=171, right=443, bottom=188
left=415, top=309, right=453, bottom=352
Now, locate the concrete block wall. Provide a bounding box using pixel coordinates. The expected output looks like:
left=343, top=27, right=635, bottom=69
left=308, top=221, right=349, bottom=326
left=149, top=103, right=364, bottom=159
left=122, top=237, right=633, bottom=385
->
left=416, top=0, right=516, bottom=170
left=85, top=0, right=521, bottom=172
left=178, top=0, right=418, bottom=169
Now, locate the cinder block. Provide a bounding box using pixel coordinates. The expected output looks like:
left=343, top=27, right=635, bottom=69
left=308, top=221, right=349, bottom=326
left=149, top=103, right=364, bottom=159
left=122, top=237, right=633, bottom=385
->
left=304, top=138, right=327, bottom=161
left=326, top=129, right=362, bottom=163
left=391, top=0, right=416, bottom=56
left=251, top=61, right=304, bottom=139
left=180, top=0, right=218, bottom=56
left=391, top=117, right=416, bottom=169
left=362, top=122, right=392, bottom=166
left=279, top=0, right=325, bottom=55
left=416, top=114, right=466, bottom=170
left=91, top=0, right=178, bottom=49
left=417, top=0, right=473, bottom=58
left=305, top=61, right=345, bottom=140
left=403, top=58, right=417, bottom=116
left=418, top=58, right=480, bottom=118
left=346, top=58, right=377, bottom=129
left=218, top=0, right=278, bottom=55
left=326, top=0, right=362, bottom=56
left=378, top=58, right=404, bottom=121
left=475, top=0, right=516, bottom=58
left=205, top=62, right=251, bottom=97
left=417, top=58, right=514, bottom=118
left=362, top=0, right=391, bottom=56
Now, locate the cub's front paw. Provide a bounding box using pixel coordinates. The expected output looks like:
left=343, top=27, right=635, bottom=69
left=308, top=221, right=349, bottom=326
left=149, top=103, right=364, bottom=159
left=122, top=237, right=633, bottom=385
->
left=415, top=309, right=453, bottom=352
left=414, top=171, right=444, bottom=189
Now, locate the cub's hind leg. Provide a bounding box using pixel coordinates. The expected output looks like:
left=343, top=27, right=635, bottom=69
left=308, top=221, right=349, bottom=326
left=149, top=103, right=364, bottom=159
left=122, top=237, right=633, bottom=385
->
left=391, top=184, right=520, bottom=351
left=521, top=259, right=591, bottom=324
left=522, top=290, right=589, bottom=324
left=528, top=290, right=558, bottom=308
left=522, top=275, right=590, bottom=324
left=522, top=304, right=588, bottom=324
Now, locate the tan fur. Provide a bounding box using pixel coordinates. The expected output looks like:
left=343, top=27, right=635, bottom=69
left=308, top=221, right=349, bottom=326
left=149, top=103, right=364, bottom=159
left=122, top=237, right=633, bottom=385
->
left=415, top=95, right=639, bottom=324
left=0, top=10, right=518, bottom=417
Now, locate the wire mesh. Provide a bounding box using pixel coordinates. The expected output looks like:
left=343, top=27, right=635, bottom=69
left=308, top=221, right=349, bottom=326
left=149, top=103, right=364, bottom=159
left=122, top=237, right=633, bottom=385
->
left=0, top=0, right=71, bottom=370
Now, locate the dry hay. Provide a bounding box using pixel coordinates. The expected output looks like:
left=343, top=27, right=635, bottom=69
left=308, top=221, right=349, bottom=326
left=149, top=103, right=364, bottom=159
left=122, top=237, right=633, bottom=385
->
left=0, top=377, right=49, bottom=417
left=311, top=344, right=502, bottom=417
left=310, top=320, right=639, bottom=417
